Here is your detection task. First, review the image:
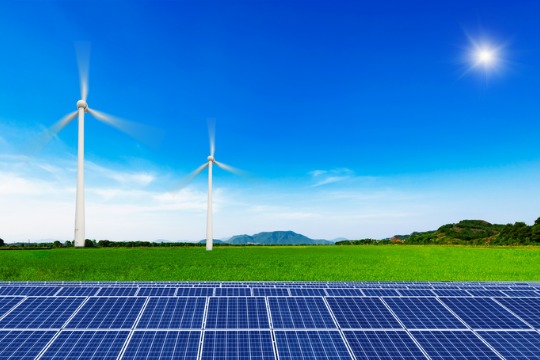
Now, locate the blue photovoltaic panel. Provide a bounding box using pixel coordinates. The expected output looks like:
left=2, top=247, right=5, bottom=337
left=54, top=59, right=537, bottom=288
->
left=205, top=297, right=269, bottom=329
left=383, top=298, right=465, bottom=329
left=441, top=298, right=531, bottom=329
left=56, top=287, right=100, bottom=297
left=466, top=290, right=506, bottom=297
left=122, top=331, right=201, bottom=359
left=252, top=287, right=289, bottom=297
left=397, top=289, right=435, bottom=297
left=97, top=287, right=138, bottom=296
left=0, top=297, right=23, bottom=317
left=411, top=331, right=500, bottom=359
left=432, top=289, right=471, bottom=297
left=501, top=290, right=540, bottom=297
left=0, top=297, right=84, bottom=329
left=214, top=287, right=251, bottom=296
left=136, top=287, right=176, bottom=297
left=176, top=287, right=214, bottom=296
left=362, top=289, right=400, bottom=297
left=201, top=331, right=274, bottom=360
left=0, top=330, right=56, bottom=359
left=289, top=288, right=327, bottom=296
left=66, top=297, right=146, bottom=329
left=40, top=331, right=129, bottom=359
left=344, top=330, right=427, bottom=359
left=478, top=331, right=540, bottom=359
left=269, top=297, right=335, bottom=329
left=274, top=331, right=352, bottom=359
left=137, top=297, right=206, bottom=329
left=325, top=288, right=363, bottom=297
left=496, top=298, right=540, bottom=328
left=327, top=297, right=402, bottom=329
left=0, top=286, right=59, bottom=296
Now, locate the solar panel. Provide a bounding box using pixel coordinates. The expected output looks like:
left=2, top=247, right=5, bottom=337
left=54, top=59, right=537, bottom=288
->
left=362, top=289, right=400, bottom=297
left=269, top=297, right=335, bottom=329
left=201, top=331, right=274, bottom=359
left=397, top=289, right=435, bottom=297
left=39, top=330, right=129, bottom=359
left=0, top=297, right=23, bottom=317
left=478, top=331, right=540, bottom=359
left=65, top=297, right=146, bottom=329
left=411, top=331, right=501, bottom=359
left=0, top=330, right=56, bottom=359
left=214, top=287, right=251, bottom=296
left=274, top=330, right=353, bottom=359
left=501, top=290, right=539, bottom=297
left=56, top=287, right=100, bottom=297
left=252, top=287, right=289, bottom=296
left=176, top=287, right=214, bottom=296
left=325, top=288, right=363, bottom=297
left=0, top=286, right=59, bottom=296
left=289, top=288, right=327, bottom=296
left=136, top=287, right=176, bottom=297
left=122, top=331, right=201, bottom=359
left=343, top=330, right=427, bottom=359
left=97, top=287, right=138, bottom=296
left=441, top=298, right=531, bottom=329
left=326, top=297, right=402, bottom=329
left=466, top=290, right=506, bottom=297
left=205, top=297, right=269, bottom=329
left=0, top=297, right=84, bottom=329
left=495, top=297, right=540, bottom=328
left=383, top=297, right=466, bottom=329
left=137, top=297, right=206, bottom=329
left=432, top=289, right=471, bottom=297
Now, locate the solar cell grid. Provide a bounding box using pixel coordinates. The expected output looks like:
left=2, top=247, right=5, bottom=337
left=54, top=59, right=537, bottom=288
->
left=269, top=297, right=336, bottom=329
left=274, top=330, right=353, bottom=359
left=66, top=297, right=146, bottom=329
left=39, top=330, right=129, bottom=359
left=56, top=287, right=100, bottom=297
left=97, top=287, right=138, bottom=297
left=325, top=288, right=363, bottom=297
left=432, top=289, right=472, bottom=297
left=383, top=297, right=466, bottom=329
left=411, top=331, right=501, bottom=359
left=252, top=287, right=290, bottom=297
left=175, top=287, right=214, bottom=296
left=0, top=297, right=24, bottom=317
left=0, top=330, right=56, bottom=359
left=0, top=297, right=84, bottom=329
left=122, top=331, right=201, bottom=359
left=327, top=297, right=402, bottom=329
left=344, top=330, right=427, bottom=359
left=466, top=290, right=506, bottom=297
left=137, top=297, right=206, bottom=329
left=205, top=297, right=269, bottom=329
left=441, top=298, right=531, bottom=329
left=362, top=289, right=400, bottom=297
left=501, top=290, right=539, bottom=297
left=478, top=331, right=540, bottom=359
left=214, top=287, right=251, bottom=296
left=495, top=298, right=540, bottom=328
left=201, top=330, right=274, bottom=360
left=136, top=287, right=176, bottom=297
left=0, top=286, right=59, bottom=296
left=397, top=289, right=435, bottom=297
left=289, top=288, right=327, bottom=296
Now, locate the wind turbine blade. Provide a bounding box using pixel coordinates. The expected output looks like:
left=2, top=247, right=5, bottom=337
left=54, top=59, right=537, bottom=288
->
left=26, top=111, right=78, bottom=155
left=214, top=160, right=245, bottom=176
left=75, top=42, right=91, bottom=101
left=177, top=163, right=209, bottom=189
left=208, top=118, right=215, bottom=157
left=88, top=108, right=162, bottom=146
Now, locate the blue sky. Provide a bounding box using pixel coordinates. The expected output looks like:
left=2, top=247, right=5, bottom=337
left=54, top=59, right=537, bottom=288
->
left=1, top=0, right=540, bottom=242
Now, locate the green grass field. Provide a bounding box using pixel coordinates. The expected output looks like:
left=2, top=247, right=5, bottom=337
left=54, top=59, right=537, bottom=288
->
left=1, top=245, right=540, bottom=282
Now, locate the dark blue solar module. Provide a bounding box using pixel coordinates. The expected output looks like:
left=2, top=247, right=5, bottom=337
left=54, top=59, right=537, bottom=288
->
left=1, top=281, right=540, bottom=359
left=0, top=297, right=84, bottom=329
left=344, top=330, right=427, bottom=359
left=201, top=331, right=274, bottom=359
left=123, top=331, right=201, bottom=359
left=65, top=297, right=146, bottom=329
left=0, top=330, right=56, bottom=359
left=39, top=330, right=129, bottom=359
left=441, top=297, right=531, bottom=329
left=137, top=297, right=206, bottom=329
left=269, top=297, right=335, bottom=329
left=478, top=331, right=540, bottom=359
left=411, top=331, right=501, bottom=359
left=205, top=297, right=269, bottom=329
left=327, top=297, right=402, bottom=329
left=274, top=330, right=353, bottom=359
left=383, top=297, right=466, bottom=329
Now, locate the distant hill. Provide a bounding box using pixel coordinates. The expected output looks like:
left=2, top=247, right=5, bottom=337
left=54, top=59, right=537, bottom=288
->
left=199, top=231, right=333, bottom=245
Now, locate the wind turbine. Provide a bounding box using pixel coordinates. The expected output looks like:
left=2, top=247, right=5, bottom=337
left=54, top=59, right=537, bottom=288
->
left=43, top=44, right=143, bottom=247
left=183, top=123, right=241, bottom=251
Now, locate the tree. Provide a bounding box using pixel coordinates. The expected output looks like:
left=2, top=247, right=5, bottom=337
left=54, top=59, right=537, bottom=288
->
left=0, top=238, right=4, bottom=247
left=65, top=240, right=72, bottom=247
left=53, top=241, right=62, bottom=248
left=84, top=239, right=94, bottom=248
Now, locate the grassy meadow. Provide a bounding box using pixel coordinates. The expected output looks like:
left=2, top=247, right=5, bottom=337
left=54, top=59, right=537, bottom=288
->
left=1, top=245, right=540, bottom=282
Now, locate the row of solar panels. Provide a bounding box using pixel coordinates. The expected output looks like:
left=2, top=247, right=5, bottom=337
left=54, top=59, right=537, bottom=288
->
left=1, top=296, right=539, bottom=330
left=1, top=286, right=539, bottom=297
left=5, top=328, right=540, bottom=359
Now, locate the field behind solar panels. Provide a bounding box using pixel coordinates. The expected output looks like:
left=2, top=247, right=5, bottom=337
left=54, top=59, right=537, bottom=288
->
left=1, top=245, right=540, bottom=281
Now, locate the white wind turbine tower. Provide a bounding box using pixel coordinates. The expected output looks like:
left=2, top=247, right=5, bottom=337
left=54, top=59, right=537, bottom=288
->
left=183, top=123, right=241, bottom=251
left=43, top=44, right=144, bottom=247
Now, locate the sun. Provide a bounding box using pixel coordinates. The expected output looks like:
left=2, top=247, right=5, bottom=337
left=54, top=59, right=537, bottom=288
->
left=473, top=45, right=499, bottom=70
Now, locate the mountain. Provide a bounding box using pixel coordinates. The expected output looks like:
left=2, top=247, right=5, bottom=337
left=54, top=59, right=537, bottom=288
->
left=199, top=231, right=333, bottom=245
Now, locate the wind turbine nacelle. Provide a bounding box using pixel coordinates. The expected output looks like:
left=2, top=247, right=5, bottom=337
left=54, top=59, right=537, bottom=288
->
left=208, top=156, right=215, bottom=162
left=76, top=100, right=88, bottom=110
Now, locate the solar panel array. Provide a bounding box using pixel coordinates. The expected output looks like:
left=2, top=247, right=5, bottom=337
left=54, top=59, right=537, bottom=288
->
left=1, top=281, right=540, bottom=359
